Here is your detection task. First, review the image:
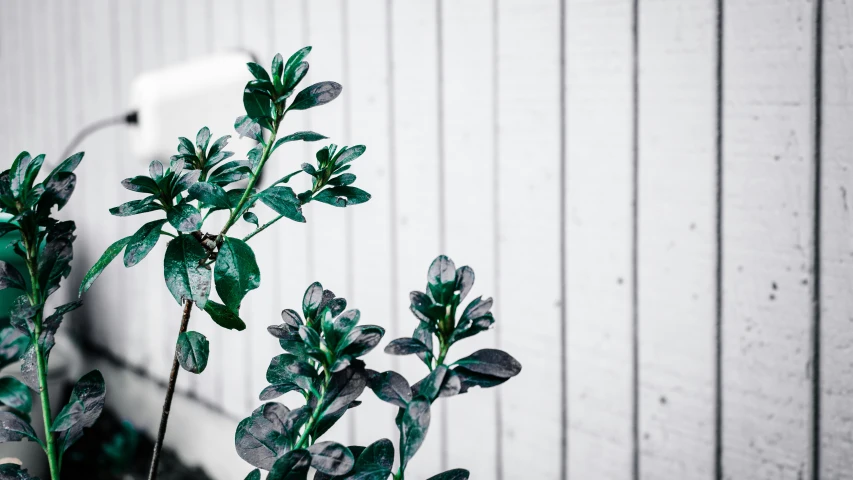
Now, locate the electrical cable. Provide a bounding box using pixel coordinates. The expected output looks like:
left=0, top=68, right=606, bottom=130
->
left=59, top=110, right=138, bottom=160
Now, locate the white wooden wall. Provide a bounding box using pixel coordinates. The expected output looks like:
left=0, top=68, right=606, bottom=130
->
left=0, top=1, right=850, bottom=479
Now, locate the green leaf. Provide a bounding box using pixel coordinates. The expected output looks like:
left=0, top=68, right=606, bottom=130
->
left=455, top=266, right=475, bottom=302
left=0, top=377, right=31, bottom=414
left=0, top=463, right=39, bottom=479
left=188, top=182, right=231, bottom=209
left=257, top=186, right=305, bottom=222
left=288, top=82, right=342, bottom=111
left=283, top=46, right=312, bottom=80
left=426, top=469, right=470, bottom=480
left=399, top=397, right=431, bottom=470
left=178, top=137, right=196, bottom=155
left=270, top=131, right=329, bottom=154
left=453, top=367, right=509, bottom=393
left=235, top=403, right=291, bottom=470
left=452, top=349, right=521, bottom=379
left=163, top=235, right=211, bottom=307
left=215, top=237, right=260, bottom=311
left=271, top=53, right=284, bottom=89
left=208, top=134, right=232, bottom=160
left=0, top=411, right=39, bottom=445
left=384, top=338, right=430, bottom=356
left=313, top=186, right=371, bottom=208
left=22, top=154, right=44, bottom=193
left=348, top=438, right=394, bottom=479
left=45, top=151, right=84, bottom=184
left=243, top=211, right=259, bottom=227
left=38, top=171, right=76, bottom=213
left=196, top=126, right=211, bottom=153
left=124, top=219, right=168, bottom=267
left=0, top=261, right=26, bottom=291
left=247, top=62, right=271, bottom=82
left=412, top=365, right=448, bottom=401
left=268, top=449, right=311, bottom=480
left=149, top=160, right=165, bottom=181
left=266, top=353, right=316, bottom=393
left=0, top=328, right=29, bottom=371
left=10, top=152, right=31, bottom=198
left=366, top=370, right=411, bottom=408
left=176, top=331, right=209, bottom=374
left=327, top=174, right=356, bottom=187
left=80, top=236, right=132, bottom=296
left=244, top=89, right=272, bottom=121
left=427, top=255, right=456, bottom=304
left=202, top=300, right=246, bottom=330
left=308, top=442, right=354, bottom=475
left=121, top=175, right=160, bottom=194
left=235, top=115, right=263, bottom=143
left=110, top=196, right=161, bottom=216
left=244, top=469, right=261, bottom=480
left=52, top=370, right=106, bottom=453
left=339, top=325, right=385, bottom=358
left=332, top=145, right=366, bottom=169
left=167, top=203, right=202, bottom=232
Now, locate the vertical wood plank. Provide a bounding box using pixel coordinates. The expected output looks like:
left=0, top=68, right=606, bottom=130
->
left=388, top=1, right=445, bottom=475
left=636, top=1, right=717, bottom=479
left=440, top=1, right=499, bottom=477
left=721, top=0, right=816, bottom=478
left=0, top=2, right=12, bottom=161
left=821, top=0, right=853, bottom=478
left=493, top=0, right=563, bottom=479
left=344, top=0, right=398, bottom=448
left=564, top=0, right=635, bottom=478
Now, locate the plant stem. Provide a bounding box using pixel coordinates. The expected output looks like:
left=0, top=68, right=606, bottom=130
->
left=147, top=299, right=193, bottom=480
left=22, top=233, right=60, bottom=480
left=293, top=369, right=331, bottom=450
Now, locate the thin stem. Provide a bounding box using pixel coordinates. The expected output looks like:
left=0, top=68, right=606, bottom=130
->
left=293, top=369, right=331, bottom=450
left=147, top=299, right=193, bottom=480
left=21, top=232, right=60, bottom=480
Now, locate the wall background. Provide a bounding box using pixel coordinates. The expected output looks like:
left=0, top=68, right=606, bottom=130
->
left=0, top=0, right=850, bottom=479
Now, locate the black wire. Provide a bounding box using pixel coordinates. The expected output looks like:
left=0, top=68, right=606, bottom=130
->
left=59, top=110, right=138, bottom=160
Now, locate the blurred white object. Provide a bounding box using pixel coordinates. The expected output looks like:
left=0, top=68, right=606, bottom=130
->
left=128, top=51, right=258, bottom=164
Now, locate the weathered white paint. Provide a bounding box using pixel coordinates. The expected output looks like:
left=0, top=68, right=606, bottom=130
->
left=565, top=0, right=635, bottom=478
left=637, top=1, right=717, bottom=478
left=722, top=0, right=816, bottom=478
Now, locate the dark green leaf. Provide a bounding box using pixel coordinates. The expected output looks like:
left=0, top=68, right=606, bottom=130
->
left=0, top=328, right=29, bottom=371
left=426, top=469, right=470, bottom=480
left=259, top=382, right=301, bottom=401
left=9, top=152, right=30, bottom=198
left=266, top=353, right=316, bottom=393
left=339, top=325, right=385, bottom=358
left=110, top=196, right=161, bottom=217
left=53, top=370, right=106, bottom=453
left=455, top=266, right=475, bottom=302
left=268, top=449, right=311, bottom=480
left=288, top=82, right=342, bottom=111
left=453, top=367, right=509, bottom=393
left=244, top=469, right=261, bottom=480
left=174, top=170, right=201, bottom=196
left=313, top=186, right=371, bottom=208
left=399, top=397, right=430, bottom=470
left=176, top=331, right=209, bottom=374
left=332, top=145, right=366, bottom=169
left=196, top=126, right=211, bottom=153
left=244, top=90, right=272, bottom=121
left=308, top=442, right=355, bottom=475
left=149, top=160, right=165, bottom=181
left=38, top=171, right=76, bottom=213
left=258, top=186, right=305, bottom=222
left=23, top=154, right=44, bottom=193
left=208, top=135, right=232, bottom=161
left=124, top=219, right=168, bottom=267
left=453, top=349, right=521, bottom=378
left=235, top=403, right=290, bottom=470
left=203, top=300, right=246, bottom=331
left=302, top=282, right=324, bottom=320
left=325, top=309, right=359, bottom=352
left=235, top=115, right=263, bottom=143
left=412, top=365, right=448, bottom=401
left=0, top=463, right=38, bottom=479
left=164, top=235, right=211, bottom=307
left=167, top=203, right=202, bottom=233
left=215, top=237, right=260, bottom=311
left=384, top=338, right=430, bottom=356
left=283, top=46, right=311, bottom=80
left=188, top=181, right=231, bottom=209
left=38, top=232, right=74, bottom=296
left=0, top=411, right=39, bottom=445
left=366, top=370, right=411, bottom=408
left=243, top=211, right=259, bottom=227
left=427, top=255, right=456, bottom=304
left=178, top=137, right=196, bottom=155
left=319, top=364, right=367, bottom=421
left=121, top=175, right=160, bottom=194
left=0, top=261, right=26, bottom=291
left=271, top=131, right=328, bottom=154
left=350, top=438, right=394, bottom=477
left=0, top=377, right=31, bottom=414
left=45, top=151, right=84, bottom=183
left=271, top=53, right=284, bottom=88
left=327, top=174, right=355, bottom=187
left=248, top=61, right=271, bottom=82
left=80, top=236, right=132, bottom=296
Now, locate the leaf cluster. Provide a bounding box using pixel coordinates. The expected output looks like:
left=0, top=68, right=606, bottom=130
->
left=237, top=282, right=386, bottom=479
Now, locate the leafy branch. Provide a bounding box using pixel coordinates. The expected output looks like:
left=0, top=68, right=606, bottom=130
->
left=79, top=46, right=372, bottom=480
left=0, top=151, right=106, bottom=480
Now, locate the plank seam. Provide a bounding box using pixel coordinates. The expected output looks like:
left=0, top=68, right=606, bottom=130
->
left=435, top=0, right=449, bottom=470
left=385, top=0, right=401, bottom=375
left=559, top=0, right=569, bottom=477
left=491, top=1, right=504, bottom=478
left=631, top=0, right=640, bottom=478
left=713, top=0, right=725, bottom=478
left=341, top=0, right=356, bottom=447
left=811, top=0, right=824, bottom=478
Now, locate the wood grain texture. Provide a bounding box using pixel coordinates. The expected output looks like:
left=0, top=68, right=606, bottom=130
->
left=637, top=1, right=717, bottom=478
left=388, top=0, right=445, bottom=475
left=565, top=0, right=635, bottom=478
left=343, top=0, right=399, bottom=449
left=821, top=0, right=853, bottom=478
left=440, top=1, right=500, bottom=477
left=721, top=0, right=816, bottom=478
